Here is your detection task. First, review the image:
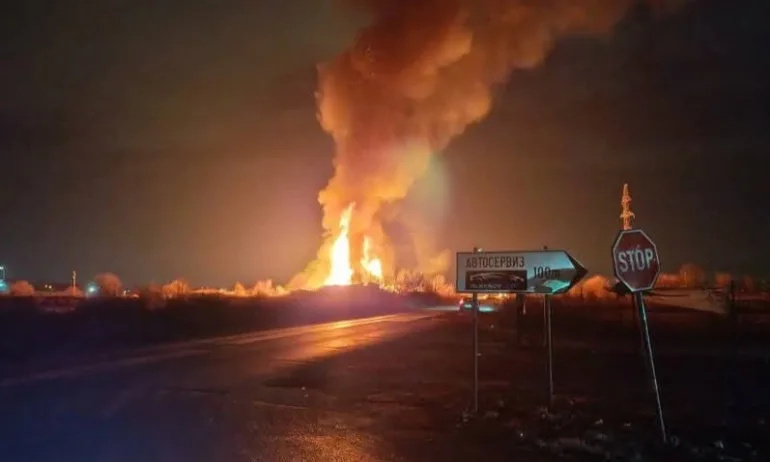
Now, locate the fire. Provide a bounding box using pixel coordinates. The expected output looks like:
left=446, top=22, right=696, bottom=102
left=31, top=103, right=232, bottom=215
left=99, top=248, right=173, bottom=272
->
left=290, top=1, right=683, bottom=293
left=323, top=203, right=384, bottom=287
left=324, top=203, right=355, bottom=286
left=361, top=236, right=383, bottom=282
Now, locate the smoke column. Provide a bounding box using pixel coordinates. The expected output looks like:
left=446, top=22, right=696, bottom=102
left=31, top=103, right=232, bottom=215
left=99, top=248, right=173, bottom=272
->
left=291, top=0, right=690, bottom=288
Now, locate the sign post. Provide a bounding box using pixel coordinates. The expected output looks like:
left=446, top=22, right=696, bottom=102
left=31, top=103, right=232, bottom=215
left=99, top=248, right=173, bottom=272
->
left=457, top=249, right=588, bottom=411
left=471, top=247, right=481, bottom=414
left=611, top=229, right=667, bottom=444
left=544, top=290, right=554, bottom=408
left=541, top=246, right=554, bottom=409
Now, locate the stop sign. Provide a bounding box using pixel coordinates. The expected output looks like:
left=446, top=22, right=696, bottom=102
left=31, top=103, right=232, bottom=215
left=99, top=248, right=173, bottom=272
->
left=612, top=229, right=661, bottom=293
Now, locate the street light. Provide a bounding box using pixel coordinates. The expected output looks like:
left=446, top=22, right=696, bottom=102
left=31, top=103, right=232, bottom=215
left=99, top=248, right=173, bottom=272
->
left=0, top=265, right=5, bottom=281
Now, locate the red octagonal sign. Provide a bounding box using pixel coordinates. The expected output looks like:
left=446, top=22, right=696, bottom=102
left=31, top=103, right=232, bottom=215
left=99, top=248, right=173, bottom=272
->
left=612, top=229, right=661, bottom=293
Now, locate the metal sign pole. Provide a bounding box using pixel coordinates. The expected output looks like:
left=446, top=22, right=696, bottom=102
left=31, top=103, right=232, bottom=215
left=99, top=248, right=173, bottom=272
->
left=472, top=291, right=479, bottom=414
left=632, top=295, right=648, bottom=371
left=471, top=246, right=481, bottom=414
left=545, top=293, right=554, bottom=409
left=455, top=246, right=588, bottom=416
left=635, top=291, right=667, bottom=443
left=542, top=245, right=549, bottom=348
left=542, top=300, right=548, bottom=347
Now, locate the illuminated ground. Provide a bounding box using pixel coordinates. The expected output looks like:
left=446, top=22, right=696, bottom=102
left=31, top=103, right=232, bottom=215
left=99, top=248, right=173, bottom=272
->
left=2, top=310, right=534, bottom=462
left=1, top=306, right=768, bottom=461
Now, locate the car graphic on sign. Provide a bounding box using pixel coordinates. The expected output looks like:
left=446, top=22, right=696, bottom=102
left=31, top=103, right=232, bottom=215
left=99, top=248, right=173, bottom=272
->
left=469, top=272, right=525, bottom=283
left=465, top=270, right=528, bottom=291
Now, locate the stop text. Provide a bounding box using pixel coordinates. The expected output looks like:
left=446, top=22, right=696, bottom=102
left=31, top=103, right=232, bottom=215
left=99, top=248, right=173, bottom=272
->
left=616, top=247, right=655, bottom=272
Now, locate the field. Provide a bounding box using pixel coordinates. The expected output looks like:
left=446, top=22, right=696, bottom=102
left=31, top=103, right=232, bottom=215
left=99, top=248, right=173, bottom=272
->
left=1, top=289, right=769, bottom=460
left=0, top=286, right=449, bottom=374
left=446, top=295, right=770, bottom=460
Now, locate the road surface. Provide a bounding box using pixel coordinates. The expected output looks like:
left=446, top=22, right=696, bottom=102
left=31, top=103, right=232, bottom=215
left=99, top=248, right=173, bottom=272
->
left=0, top=310, right=528, bottom=462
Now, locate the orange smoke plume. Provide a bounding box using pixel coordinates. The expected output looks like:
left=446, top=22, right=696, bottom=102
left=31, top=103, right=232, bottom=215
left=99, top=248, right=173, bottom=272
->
left=290, top=0, right=691, bottom=289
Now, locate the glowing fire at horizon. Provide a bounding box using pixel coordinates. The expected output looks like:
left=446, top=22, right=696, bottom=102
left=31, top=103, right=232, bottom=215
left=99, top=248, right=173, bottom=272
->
left=361, top=236, right=383, bottom=282
left=323, top=203, right=384, bottom=287
left=324, top=203, right=355, bottom=286
left=287, top=0, right=689, bottom=294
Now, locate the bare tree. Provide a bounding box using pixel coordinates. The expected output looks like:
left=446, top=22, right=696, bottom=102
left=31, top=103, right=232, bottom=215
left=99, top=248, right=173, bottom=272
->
left=580, top=275, right=612, bottom=301
left=395, top=269, right=428, bottom=292
left=233, top=282, right=247, bottom=297
left=251, top=279, right=286, bottom=297
left=10, top=280, right=35, bottom=296
left=61, top=286, right=84, bottom=297
left=252, top=280, right=273, bottom=296
left=94, top=273, right=123, bottom=296
left=426, top=274, right=451, bottom=295
left=162, top=279, right=190, bottom=299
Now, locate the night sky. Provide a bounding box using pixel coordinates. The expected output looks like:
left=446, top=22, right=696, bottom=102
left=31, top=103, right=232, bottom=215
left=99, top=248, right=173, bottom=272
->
left=1, top=0, right=768, bottom=287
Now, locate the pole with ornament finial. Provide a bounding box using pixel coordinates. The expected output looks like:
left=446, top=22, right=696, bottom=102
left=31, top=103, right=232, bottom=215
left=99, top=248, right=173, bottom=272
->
left=620, top=184, right=647, bottom=382
left=620, top=183, right=635, bottom=230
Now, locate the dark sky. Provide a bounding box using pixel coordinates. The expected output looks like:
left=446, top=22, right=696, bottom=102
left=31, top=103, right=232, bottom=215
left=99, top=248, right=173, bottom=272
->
left=1, top=0, right=768, bottom=287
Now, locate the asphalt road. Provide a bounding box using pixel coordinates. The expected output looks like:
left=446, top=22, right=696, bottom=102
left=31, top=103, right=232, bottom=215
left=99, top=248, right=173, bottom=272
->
left=0, top=310, right=514, bottom=462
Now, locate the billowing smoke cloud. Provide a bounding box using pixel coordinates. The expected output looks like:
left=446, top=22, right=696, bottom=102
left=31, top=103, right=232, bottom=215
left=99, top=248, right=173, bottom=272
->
left=292, top=0, right=690, bottom=288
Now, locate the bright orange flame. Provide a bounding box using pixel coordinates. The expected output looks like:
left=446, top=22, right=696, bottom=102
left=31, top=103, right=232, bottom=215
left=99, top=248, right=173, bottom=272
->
left=323, top=203, right=384, bottom=287
left=361, top=236, right=383, bottom=281
left=324, top=203, right=355, bottom=286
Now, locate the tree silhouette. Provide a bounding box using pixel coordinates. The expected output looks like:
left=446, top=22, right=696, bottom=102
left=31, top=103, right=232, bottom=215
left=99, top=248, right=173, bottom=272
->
left=233, top=282, right=247, bottom=296
left=61, top=286, right=84, bottom=297
left=162, top=279, right=190, bottom=299
left=94, top=273, right=123, bottom=296
left=10, top=280, right=35, bottom=296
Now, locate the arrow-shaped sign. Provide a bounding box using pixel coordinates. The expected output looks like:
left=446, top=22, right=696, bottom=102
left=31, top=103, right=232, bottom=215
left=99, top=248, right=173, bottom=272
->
left=456, top=250, right=588, bottom=294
